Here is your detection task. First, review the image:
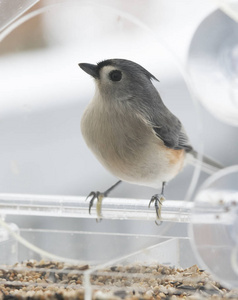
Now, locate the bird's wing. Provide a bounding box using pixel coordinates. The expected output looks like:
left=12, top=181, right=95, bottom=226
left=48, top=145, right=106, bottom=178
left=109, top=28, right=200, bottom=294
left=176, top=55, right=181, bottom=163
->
left=152, top=120, right=193, bottom=152
left=153, top=123, right=193, bottom=152
left=136, top=90, right=193, bottom=152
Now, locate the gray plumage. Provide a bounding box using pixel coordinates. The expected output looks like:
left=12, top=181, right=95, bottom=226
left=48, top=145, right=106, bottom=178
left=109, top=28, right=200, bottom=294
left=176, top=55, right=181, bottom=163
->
left=83, top=59, right=193, bottom=151
left=79, top=59, right=222, bottom=189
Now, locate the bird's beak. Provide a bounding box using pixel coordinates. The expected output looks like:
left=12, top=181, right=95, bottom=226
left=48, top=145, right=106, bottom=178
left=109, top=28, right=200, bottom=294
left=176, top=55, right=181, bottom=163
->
left=78, top=63, right=99, bottom=79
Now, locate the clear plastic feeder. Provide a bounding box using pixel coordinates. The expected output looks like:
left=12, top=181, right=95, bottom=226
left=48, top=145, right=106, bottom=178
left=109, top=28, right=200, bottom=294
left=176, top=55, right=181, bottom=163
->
left=190, top=165, right=238, bottom=289
left=0, top=0, right=237, bottom=299
left=187, top=9, right=238, bottom=126
left=0, top=0, right=203, bottom=249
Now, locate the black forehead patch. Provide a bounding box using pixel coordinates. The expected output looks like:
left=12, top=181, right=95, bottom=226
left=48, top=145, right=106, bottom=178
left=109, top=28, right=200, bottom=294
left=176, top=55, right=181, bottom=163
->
left=97, top=59, right=159, bottom=82
left=97, top=59, right=114, bottom=69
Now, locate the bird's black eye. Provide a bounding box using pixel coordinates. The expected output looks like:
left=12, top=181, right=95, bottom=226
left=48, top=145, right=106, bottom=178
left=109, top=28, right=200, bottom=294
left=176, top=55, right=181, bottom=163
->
left=109, top=70, right=122, bottom=81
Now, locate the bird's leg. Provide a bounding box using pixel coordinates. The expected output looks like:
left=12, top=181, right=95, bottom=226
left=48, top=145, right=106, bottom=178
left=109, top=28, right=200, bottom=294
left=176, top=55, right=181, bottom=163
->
left=149, top=181, right=166, bottom=223
left=86, top=180, right=122, bottom=219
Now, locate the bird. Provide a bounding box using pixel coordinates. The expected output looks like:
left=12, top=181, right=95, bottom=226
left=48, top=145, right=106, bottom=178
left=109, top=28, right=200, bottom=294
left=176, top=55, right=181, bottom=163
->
left=79, top=58, right=222, bottom=221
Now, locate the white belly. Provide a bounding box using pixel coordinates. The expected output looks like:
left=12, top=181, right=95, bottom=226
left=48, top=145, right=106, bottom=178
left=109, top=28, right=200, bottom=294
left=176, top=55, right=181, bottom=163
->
left=81, top=97, right=185, bottom=189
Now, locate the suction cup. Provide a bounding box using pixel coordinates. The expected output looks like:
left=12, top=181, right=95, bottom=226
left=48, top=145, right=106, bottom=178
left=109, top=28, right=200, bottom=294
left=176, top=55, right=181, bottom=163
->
left=190, top=166, right=238, bottom=289
left=187, top=9, right=238, bottom=126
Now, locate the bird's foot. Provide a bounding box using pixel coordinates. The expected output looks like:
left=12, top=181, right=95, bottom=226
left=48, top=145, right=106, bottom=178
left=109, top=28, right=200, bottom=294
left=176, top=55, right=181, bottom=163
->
left=86, top=191, right=104, bottom=221
left=148, top=194, right=166, bottom=224
left=86, top=180, right=122, bottom=221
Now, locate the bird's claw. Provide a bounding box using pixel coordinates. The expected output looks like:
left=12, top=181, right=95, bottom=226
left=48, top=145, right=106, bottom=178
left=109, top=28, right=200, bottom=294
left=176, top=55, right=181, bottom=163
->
left=86, top=191, right=98, bottom=214
left=149, top=194, right=165, bottom=223
left=86, top=191, right=104, bottom=220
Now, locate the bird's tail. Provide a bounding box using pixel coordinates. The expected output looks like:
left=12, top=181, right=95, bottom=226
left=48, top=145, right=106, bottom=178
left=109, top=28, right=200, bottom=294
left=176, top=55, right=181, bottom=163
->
left=187, top=150, right=223, bottom=175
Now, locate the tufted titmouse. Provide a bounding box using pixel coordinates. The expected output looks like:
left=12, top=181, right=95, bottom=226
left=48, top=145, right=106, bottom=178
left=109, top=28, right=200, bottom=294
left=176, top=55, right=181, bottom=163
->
left=79, top=59, right=222, bottom=220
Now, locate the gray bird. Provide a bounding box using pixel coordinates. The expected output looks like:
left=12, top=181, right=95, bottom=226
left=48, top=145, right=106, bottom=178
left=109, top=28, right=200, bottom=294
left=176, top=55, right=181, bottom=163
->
left=79, top=59, right=222, bottom=220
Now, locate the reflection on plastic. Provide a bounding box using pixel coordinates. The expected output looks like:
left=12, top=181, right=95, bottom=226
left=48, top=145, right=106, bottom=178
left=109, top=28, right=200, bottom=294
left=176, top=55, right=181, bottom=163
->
left=187, top=10, right=238, bottom=126
left=190, top=165, right=238, bottom=289
left=215, top=0, right=238, bottom=22
left=0, top=0, right=39, bottom=32
left=0, top=223, right=18, bottom=264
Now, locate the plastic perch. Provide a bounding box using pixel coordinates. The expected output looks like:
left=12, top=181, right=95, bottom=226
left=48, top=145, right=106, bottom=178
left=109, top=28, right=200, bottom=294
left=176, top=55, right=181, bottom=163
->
left=0, top=193, right=193, bottom=223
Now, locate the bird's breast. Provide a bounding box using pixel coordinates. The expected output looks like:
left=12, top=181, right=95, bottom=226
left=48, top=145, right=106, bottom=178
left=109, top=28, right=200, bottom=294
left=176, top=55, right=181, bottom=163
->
left=81, top=97, right=185, bottom=188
